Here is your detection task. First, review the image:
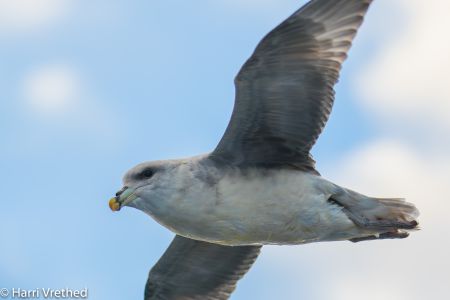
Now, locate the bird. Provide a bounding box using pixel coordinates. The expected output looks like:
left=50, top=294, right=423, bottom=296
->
left=109, top=0, right=419, bottom=299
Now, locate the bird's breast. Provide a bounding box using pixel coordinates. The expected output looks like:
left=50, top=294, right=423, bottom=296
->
left=150, top=168, right=352, bottom=246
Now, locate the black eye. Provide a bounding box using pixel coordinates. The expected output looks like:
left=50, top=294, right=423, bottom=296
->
left=141, top=168, right=154, bottom=179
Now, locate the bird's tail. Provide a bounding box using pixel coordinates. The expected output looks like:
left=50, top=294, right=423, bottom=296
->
left=328, top=187, right=419, bottom=242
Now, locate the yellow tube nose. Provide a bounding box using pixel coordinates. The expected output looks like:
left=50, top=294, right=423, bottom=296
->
left=109, top=197, right=121, bottom=212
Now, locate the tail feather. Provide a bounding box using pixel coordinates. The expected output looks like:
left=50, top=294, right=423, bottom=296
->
left=329, top=187, right=420, bottom=232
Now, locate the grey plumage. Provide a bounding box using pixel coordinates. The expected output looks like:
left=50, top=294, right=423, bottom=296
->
left=212, top=0, right=372, bottom=172
left=145, top=236, right=261, bottom=300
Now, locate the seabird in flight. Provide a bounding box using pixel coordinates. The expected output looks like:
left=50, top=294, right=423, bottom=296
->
left=109, top=0, right=419, bottom=299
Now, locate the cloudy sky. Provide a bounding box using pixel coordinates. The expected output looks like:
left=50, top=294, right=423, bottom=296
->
left=0, top=0, right=449, bottom=299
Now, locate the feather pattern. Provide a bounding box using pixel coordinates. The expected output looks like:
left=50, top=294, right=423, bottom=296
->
left=211, top=0, right=373, bottom=172
left=145, top=235, right=261, bottom=300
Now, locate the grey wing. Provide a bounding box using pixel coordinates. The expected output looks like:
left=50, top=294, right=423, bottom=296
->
left=211, top=0, right=373, bottom=171
left=145, top=235, right=261, bottom=300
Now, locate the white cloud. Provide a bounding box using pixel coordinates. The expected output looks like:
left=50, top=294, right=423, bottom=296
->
left=10, top=62, right=121, bottom=149
left=357, top=0, right=450, bottom=131
left=0, top=0, right=71, bottom=33
left=22, top=64, right=81, bottom=116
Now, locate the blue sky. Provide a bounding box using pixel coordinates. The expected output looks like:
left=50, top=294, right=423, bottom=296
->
left=1, top=1, right=449, bottom=299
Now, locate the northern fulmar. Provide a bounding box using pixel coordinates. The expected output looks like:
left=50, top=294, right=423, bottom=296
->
left=109, top=0, right=420, bottom=299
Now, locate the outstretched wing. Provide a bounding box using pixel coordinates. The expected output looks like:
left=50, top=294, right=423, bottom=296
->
left=145, top=235, right=261, bottom=300
left=211, top=0, right=373, bottom=171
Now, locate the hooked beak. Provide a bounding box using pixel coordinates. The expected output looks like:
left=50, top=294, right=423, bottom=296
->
left=109, top=186, right=138, bottom=212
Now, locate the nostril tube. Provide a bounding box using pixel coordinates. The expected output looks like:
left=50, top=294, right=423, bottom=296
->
left=115, top=186, right=128, bottom=197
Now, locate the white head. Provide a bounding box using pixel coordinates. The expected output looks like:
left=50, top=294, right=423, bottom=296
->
left=109, top=159, right=186, bottom=216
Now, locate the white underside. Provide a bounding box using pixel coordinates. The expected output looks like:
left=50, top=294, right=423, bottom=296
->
left=133, top=165, right=374, bottom=246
